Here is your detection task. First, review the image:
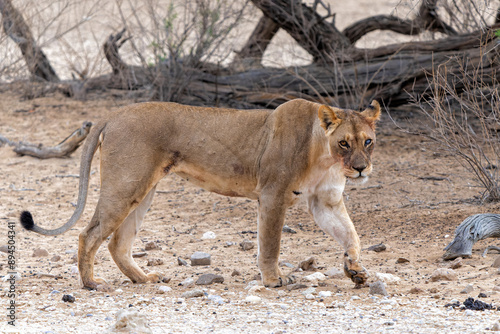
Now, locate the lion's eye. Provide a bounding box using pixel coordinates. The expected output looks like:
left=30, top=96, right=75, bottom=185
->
left=365, top=139, right=372, bottom=146
left=339, top=140, right=349, bottom=149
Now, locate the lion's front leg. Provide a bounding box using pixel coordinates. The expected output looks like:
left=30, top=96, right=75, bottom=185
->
left=308, top=194, right=368, bottom=287
left=257, top=191, right=295, bottom=288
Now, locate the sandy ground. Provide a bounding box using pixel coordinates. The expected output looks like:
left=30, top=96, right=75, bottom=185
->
left=1, top=89, right=500, bottom=333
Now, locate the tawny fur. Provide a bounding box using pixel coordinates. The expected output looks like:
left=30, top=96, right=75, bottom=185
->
left=20, top=99, right=381, bottom=290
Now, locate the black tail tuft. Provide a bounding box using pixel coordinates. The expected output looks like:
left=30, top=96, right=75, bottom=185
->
left=20, top=211, right=35, bottom=230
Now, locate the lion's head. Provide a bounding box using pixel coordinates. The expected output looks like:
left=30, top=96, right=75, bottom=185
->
left=318, top=101, right=381, bottom=183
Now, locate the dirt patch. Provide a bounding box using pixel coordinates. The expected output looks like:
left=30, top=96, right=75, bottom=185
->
left=1, top=90, right=500, bottom=332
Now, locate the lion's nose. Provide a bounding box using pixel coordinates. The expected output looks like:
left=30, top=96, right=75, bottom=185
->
left=353, top=166, right=366, bottom=174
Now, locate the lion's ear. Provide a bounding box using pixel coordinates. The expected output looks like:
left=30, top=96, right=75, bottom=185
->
left=318, top=105, right=342, bottom=133
left=361, top=100, right=381, bottom=123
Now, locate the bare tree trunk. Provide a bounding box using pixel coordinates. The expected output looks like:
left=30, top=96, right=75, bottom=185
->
left=250, top=0, right=351, bottom=62
left=234, top=15, right=279, bottom=66
left=0, top=0, right=59, bottom=82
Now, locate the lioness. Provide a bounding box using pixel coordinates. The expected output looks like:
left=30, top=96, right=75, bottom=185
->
left=20, top=99, right=380, bottom=290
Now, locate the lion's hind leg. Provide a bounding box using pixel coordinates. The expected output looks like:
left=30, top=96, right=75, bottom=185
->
left=108, top=186, right=162, bottom=284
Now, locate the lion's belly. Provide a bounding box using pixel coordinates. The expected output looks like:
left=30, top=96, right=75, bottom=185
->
left=173, top=164, right=259, bottom=200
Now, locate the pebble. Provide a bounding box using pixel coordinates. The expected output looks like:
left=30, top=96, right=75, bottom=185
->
left=461, top=284, right=473, bottom=294
left=181, top=289, right=204, bottom=298
left=396, top=257, right=410, bottom=264
left=190, top=252, right=211, bottom=266
left=282, top=225, right=297, bottom=233
left=158, top=286, right=172, bottom=293
left=50, top=255, right=61, bottom=262
left=231, top=269, right=241, bottom=276
left=181, top=278, right=195, bottom=287
left=286, top=284, right=307, bottom=291
left=208, top=295, right=224, bottom=304
left=32, top=248, right=49, bottom=257
left=239, top=240, right=255, bottom=251
left=69, top=266, right=79, bottom=275
left=62, top=294, right=75, bottom=303
left=302, top=287, right=316, bottom=296
left=324, top=267, right=344, bottom=278
left=145, top=241, right=160, bottom=251
left=369, top=280, right=389, bottom=296
left=201, top=231, right=216, bottom=240
left=318, top=291, right=332, bottom=298
left=146, top=258, right=164, bottom=266
left=112, top=308, right=152, bottom=334
left=298, top=257, right=317, bottom=271
left=196, top=273, right=224, bottom=285
left=0, top=245, right=8, bottom=253
left=245, top=295, right=261, bottom=304
left=409, top=287, right=423, bottom=294
left=492, top=256, right=500, bottom=268
left=368, top=243, right=386, bottom=252
left=465, top=310, right=474, bottom=316
left=491, top=320, right=500, bottom=331
left=305, top=294, right=315, bottom=300
left=304, top=272, right=326, bottom=282
left=375, top=272, right=400, bottom=285
left=50, top=290, right=60, bottom=294
left=351, top=296, right=361, bottom=300
left=177, top=257, right=188, bottom=266
left=430, top=268, right=457, bottom=282
left=248, top=285, right=266, bottom=293
left=448, top=257, right=462, bottom=269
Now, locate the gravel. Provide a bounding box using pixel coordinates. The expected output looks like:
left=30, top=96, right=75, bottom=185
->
left=10, top=285, right=498, bottom=333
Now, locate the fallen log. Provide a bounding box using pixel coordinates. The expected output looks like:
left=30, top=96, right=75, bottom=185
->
left=443, top=214, right=500, bottom=260
left=5, top=121, right=92, bottom=159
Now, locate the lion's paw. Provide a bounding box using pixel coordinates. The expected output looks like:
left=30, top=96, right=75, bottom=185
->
left=344, top=260, right=369, bottom=288
left=146, top=272, right=163, bottom=283
left=263, top=275, right=296, bottom=288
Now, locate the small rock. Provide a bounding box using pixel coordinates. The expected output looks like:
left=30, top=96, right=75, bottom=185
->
left=324, top=268, right=344, bottom=278
left=305, top=294, right=315, bottom=300
left=112, top=308, right=153, bottom=334
left=375, top=272, right=400, bottom=285
left=282, top=225, right=297, bottom=234
left=177, top=257, right=188, bottom=266
left=69, top=266, right=79, bottom=275
left=0, top=245, right=8, bottom=253
left=492, top=256, right=500, bottom=268
left=231, top=269, right=241, bottom=276
left=158, top=286, right=172, bottom=294
left=461, top=284, right=474, bottom=294
left=248, top=285, right=266, bottom=294
left=396, top=257, right=409, bottom=264
left=180, top=277, right=195, bottom=287
left=50, top=255, right=61, bottom=262
left=62, top=294, right=75, bottom=303
left=190, top=252, right=211, bottom=266
left=146, top=258, right=164, bottom=266
left=245, top=280, right=259, bottom=289
left=430, top=268, right=457, bottom=282
left=465, top=309, right=474, bottom=316
left=181, top=289, right=204, bottom=298
left=491, top=320, right=500, bottom=331
left=132, top=252, right=147, bottom=258
left=201, top=231, right=216, bottom=240
left=70, top=254, right=78, bottom=264
left=304, top=272, right=326, bottom=282
left=144, top=241, right=160, bottom=251
left=245, top=295, right=261, bottom=303
left=196, top=273, right=224, bottom=285
left=302, top=287, right=317, bottom=296
left=448, top=257, right=462, bottom=269
left=409, top=287, right=424, bottom=294
left=208, top=295, right=224, bottom=304
left=318, top=291, right=332, bottom=298
left=369, top=280, right=389, bottom=296
left=32, top=248, right=49, bottom=257
left=286, top=283, right=308, bottom=291
left=162, top=277, right=171, bottom=284
left=298, top=257, right=317, bottom=271
left=351, top=295, right=361, bottom=300
left=478, top=292, right=487, bottom=298
left=239, top=240, right=255, bottom=251
left=280, top=261, right=295, bottom=268
left=368, top=243, right=386, bottom=252
left=494, top=285, right=500, bottom=292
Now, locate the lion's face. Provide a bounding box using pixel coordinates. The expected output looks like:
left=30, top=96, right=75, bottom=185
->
left=318, top=101, right=381, bottom=183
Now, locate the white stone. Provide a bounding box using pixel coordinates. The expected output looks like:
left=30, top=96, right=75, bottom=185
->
left=305, top=294, right=315, bottom=300
left=181, top=277, right=195, bottom=287
left=111, top=308, right=152, bottom=334
left=248, top=285, right=266, bottom=294
left=304, top=272, right=326, bottom=281
left=201, top=231, right=216, bottom=240
left=324, top=267, right=344, bottom=277
left=318, top=291, right=332, bottom=298
left=245, top=295, right=262, bottom=304
left=158, top=286, right=172, bottom=293
left=375, top=272, right=401, bottom=285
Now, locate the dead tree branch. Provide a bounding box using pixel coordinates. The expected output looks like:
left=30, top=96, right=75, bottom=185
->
left=8, top=121, right=92, bottom=159
left=0, top=0, right=59, bottom=81
left=234, top=15, right=279, bottom=66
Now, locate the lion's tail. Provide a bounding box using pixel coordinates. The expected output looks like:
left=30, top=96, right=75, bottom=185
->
left=20, top=121, right=106, bottom=236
